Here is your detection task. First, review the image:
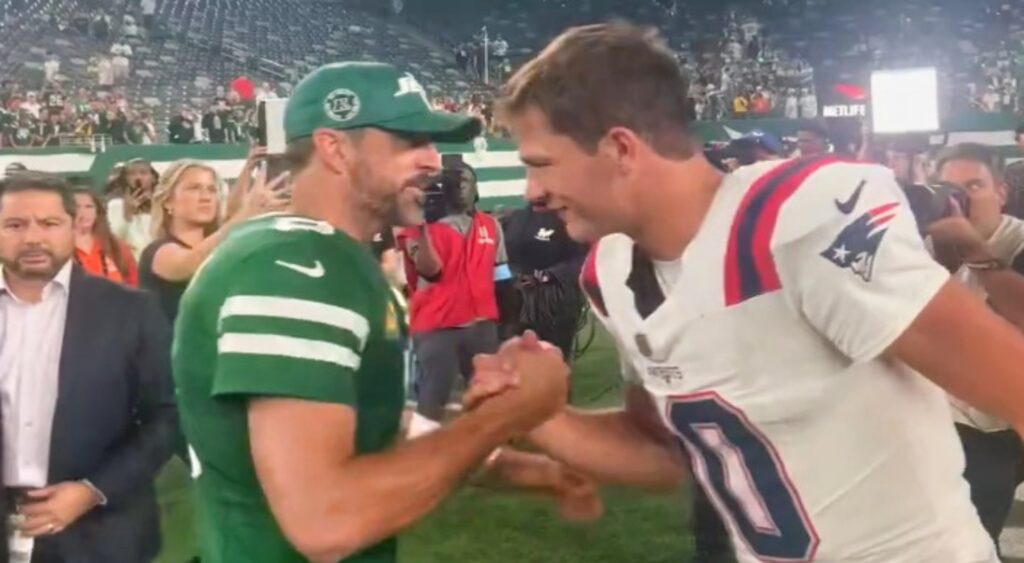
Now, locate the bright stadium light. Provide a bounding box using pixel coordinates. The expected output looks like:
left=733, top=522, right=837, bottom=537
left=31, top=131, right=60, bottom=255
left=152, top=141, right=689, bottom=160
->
left=870, top=67, right=939, bottom=135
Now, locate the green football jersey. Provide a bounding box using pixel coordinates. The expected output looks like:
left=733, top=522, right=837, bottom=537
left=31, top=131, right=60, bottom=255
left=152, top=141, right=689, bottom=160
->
left=173, top=214, right=406, bottom=563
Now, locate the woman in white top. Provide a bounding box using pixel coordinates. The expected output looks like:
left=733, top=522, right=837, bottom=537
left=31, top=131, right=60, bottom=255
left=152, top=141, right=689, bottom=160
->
left=106, top=159, right=159, bottom=258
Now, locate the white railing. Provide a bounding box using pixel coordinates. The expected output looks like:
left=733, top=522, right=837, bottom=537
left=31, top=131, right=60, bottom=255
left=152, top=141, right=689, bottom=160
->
left=58, top=134, right=114, bottom=152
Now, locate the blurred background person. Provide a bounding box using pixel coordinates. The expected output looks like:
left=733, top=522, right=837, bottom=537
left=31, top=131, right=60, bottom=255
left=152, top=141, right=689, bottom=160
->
left=106, top=158, right=158, bottom=259
left=73, top=187, right=138, bottom=286
left=1003, top=124, right=1024, bottom=219
left=139, top=159, right=286, bottom=324
left=929, top=143, right=1024, bottom=552
left=398, top=162, right=512, bottom=437
left=500, top=203, right=589, bottom=362
left=0, top=172, right=176, bottom=563
left=796, top=122, right=831, bottom=157
left=727, top=129, right=784, bottom=166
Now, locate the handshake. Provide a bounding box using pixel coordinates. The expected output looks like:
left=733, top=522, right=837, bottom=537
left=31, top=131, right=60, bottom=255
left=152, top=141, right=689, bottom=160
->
left=463, top=331, right=603, bottom=522
left=464, top=331, right=570, bottom=435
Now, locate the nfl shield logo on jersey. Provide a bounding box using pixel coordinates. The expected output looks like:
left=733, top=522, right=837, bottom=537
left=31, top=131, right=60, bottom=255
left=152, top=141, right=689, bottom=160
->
left=820, top=202, right=900, bottom=282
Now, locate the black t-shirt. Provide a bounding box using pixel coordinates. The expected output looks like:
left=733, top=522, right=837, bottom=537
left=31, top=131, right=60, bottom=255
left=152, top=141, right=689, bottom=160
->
left=139, top=236, right=193, bottom=324
left=169, top=117, right=194, bottom=144
left=9, top=123, right=35, bottom=147
left=500, top=205, right=589, bottom=277
left=108, top=114, right=127, bottom=143
left=41, top=122, right=64, bottom=145
left=43, top=92, right=64, bottom=113
left=202, top=111, right=227, bottom=143
left=0, top=111, right=15, bottom=131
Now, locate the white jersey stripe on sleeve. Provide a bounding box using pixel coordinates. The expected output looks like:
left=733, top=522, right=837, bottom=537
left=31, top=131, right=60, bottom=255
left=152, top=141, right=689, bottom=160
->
left=218, top=333, right=361, bottom=370
left=219, top=295, right=370, bottom=347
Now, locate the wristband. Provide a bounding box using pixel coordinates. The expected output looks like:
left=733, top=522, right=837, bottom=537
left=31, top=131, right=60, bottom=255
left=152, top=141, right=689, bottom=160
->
left=965, top=259, right=1007, bottom=272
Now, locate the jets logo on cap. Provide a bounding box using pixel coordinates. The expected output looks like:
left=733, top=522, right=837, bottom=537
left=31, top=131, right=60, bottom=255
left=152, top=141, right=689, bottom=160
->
left=395, top=74, right=429, bottom=106
left=324, top=88, right=360, bottom=122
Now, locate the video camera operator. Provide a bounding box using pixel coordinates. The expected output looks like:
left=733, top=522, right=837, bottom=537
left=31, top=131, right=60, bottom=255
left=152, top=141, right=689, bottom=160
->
left=398, top=161, right=513, bottom=438
left=923, top=143, right=1024, bottom=551
left=500, top=203, right=589, bottom=362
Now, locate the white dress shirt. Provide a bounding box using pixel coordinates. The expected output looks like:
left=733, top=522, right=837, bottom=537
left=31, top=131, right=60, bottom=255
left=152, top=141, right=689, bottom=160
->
left=0, top=261, right=72, bottom=487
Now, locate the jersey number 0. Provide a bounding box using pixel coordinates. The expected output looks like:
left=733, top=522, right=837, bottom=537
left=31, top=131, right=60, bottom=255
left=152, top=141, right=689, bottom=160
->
left=669, top=392, right=819, bottom=561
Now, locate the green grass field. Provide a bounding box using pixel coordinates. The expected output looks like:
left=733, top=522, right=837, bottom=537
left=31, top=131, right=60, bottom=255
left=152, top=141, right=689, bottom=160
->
left=156, top=322, right=696, bottom=562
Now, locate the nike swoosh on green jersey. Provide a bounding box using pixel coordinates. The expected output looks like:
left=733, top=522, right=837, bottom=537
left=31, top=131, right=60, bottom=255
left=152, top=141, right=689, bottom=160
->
left=275, top=259, right=325, bottom=278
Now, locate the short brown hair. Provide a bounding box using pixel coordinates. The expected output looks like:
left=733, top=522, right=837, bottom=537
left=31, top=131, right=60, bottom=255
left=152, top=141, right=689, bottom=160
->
left=936, top=143, right=1005, bottom=183
left=500, top=22, right=693, bottom=158
left=284, top=128, right=366, bottom=173
left=285, top=137, right=316, bottom=173
left=0, top=171, right=76, bottom=216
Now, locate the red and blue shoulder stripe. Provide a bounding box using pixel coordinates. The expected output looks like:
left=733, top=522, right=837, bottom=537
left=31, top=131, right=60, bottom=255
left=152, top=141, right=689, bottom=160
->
left=724, top=156, right=841, bottom=306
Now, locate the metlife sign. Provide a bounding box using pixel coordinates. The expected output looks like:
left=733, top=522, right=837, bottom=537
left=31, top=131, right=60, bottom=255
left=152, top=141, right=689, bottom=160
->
left=822, top=104, right=867, bottom=118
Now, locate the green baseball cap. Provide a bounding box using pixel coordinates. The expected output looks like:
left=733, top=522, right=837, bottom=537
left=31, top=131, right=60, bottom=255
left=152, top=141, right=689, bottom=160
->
left=284, top=62, right=482, bottom=143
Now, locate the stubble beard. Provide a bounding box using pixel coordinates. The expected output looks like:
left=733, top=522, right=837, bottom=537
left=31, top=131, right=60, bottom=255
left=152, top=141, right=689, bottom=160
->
left=4, top=249, right=62, bottom=281
left=350, top=158, right=399, bottom=236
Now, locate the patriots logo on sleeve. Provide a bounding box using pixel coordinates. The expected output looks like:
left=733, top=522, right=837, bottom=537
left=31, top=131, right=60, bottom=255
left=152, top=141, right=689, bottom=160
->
left=820, top=202, right=900, bottom=282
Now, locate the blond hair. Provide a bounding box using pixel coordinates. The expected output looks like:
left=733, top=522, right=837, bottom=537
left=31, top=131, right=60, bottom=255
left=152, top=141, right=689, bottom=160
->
left=150, top=159, right=222, bottom=238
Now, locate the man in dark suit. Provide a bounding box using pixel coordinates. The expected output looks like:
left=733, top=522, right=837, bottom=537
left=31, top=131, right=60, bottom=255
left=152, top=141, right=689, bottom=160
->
left=0, top=172, right=177, bottom=563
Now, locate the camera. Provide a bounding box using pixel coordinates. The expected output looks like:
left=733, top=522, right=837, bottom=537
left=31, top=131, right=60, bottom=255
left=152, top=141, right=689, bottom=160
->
left=423, top=155, right=469, bottom=224
left=903, top=182, right=971, bottom=233
left=422, top=170, right=457, bottom=224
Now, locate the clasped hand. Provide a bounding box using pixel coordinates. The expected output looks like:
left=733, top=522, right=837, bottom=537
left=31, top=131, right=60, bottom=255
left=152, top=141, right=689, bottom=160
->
left=464, top=331, right=568, bottom=434
left=466, top=332, right=604, bottom=522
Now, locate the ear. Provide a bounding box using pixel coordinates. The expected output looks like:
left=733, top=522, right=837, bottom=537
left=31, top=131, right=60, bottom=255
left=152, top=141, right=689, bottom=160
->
left=599, top=127, right=641, bottom=176
left=996, top=180, right=1009, bottom=205
left=311, top=129, right=355, bottom=175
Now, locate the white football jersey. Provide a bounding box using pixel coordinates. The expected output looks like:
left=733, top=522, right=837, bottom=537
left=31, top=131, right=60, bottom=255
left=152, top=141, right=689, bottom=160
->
left=581, top=157, right=997, bottom=563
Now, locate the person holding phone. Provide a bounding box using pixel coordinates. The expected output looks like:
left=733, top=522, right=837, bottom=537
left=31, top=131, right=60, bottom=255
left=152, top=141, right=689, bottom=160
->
left=139, top=158, right=287, bottom=324
left=107, top=158, right=158, bottom=259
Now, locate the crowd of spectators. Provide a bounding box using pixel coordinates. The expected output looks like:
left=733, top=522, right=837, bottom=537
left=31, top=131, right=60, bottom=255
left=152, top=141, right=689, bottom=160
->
left=0, top=75, right=274, bottom=147
left=678, top=9, right=817, bottom=121
left=0, top=79, right=156, bottom=147
left=13, top=0, right=1024, bottom=153
left=453, top=30, right=513, bottom=84
left=432, top=92, right=504, bottom=137
left=0, top=0, right=281, bottom=148
left=966, top=36, right=1024, bottom=114
left=0, top=64, right=284, bottom=147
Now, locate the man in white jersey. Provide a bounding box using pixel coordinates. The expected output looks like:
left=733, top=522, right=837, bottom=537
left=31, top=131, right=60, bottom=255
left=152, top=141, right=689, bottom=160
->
left=466, top=23, right=1024, bottom=563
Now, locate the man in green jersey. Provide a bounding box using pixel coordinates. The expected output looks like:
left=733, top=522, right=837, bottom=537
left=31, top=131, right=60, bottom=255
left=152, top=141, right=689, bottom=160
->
left=173, top=62, right=575, bottom=563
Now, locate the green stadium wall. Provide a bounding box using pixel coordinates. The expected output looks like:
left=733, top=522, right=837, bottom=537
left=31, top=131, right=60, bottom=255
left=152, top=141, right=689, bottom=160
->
left=0, top=112, right=1019, bottom=211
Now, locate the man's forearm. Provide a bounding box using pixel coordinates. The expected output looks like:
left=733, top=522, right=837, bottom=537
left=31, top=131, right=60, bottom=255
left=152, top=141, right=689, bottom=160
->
left=412, top=227, right=442, bottom=278
left=528, top=408, right=685, bottom=490
left=299, top=402, right=519, bottom=562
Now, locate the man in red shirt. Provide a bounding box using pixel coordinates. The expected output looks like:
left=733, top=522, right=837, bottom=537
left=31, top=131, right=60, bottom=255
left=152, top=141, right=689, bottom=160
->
left=399, top=163, right=512, bottom=436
